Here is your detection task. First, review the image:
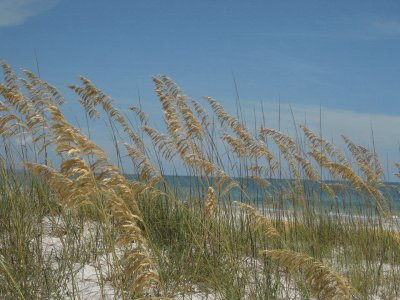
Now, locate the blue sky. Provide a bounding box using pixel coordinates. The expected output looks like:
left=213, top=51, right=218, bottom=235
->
left=1, top=0, right=400, bottom=177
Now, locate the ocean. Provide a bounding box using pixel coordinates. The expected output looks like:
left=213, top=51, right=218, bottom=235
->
left=148, top=175, right=400, bottom=215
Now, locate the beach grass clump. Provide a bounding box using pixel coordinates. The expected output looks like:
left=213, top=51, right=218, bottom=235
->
left=0, top=60, right=399, bottom=299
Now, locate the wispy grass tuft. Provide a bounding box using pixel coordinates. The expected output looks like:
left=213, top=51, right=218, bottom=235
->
left=0, top=60, right=399, bottom=299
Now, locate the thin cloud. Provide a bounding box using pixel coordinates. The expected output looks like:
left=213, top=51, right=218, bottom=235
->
left=212, top=98, right=400, bottom=178
left=247, top=15, right=400, bottom=41
left=240, top=100, right=400, bottom=148
left=0, top=0, right=59, bottom=27
left=371, top=19, right=400, bottom=36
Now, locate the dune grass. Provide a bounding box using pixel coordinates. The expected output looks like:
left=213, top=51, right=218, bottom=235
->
left=0, top=60, right=399, bottom=299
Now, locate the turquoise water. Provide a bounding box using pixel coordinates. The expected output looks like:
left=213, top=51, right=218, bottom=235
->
left=154, top=175, right=400, bottom=214
left=5, top=171, right=398, bottom=214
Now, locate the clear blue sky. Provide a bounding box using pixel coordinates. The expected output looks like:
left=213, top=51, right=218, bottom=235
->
left=1, top=0, right=400, bottom=176
left=2, top=0, right=400, bottom=112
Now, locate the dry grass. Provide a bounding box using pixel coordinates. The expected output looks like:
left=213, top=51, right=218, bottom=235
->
left=0, top=60, right=399, bottom=299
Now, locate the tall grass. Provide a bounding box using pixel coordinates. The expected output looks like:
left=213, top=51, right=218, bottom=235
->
left=0, top=60, right=399, bottom=299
